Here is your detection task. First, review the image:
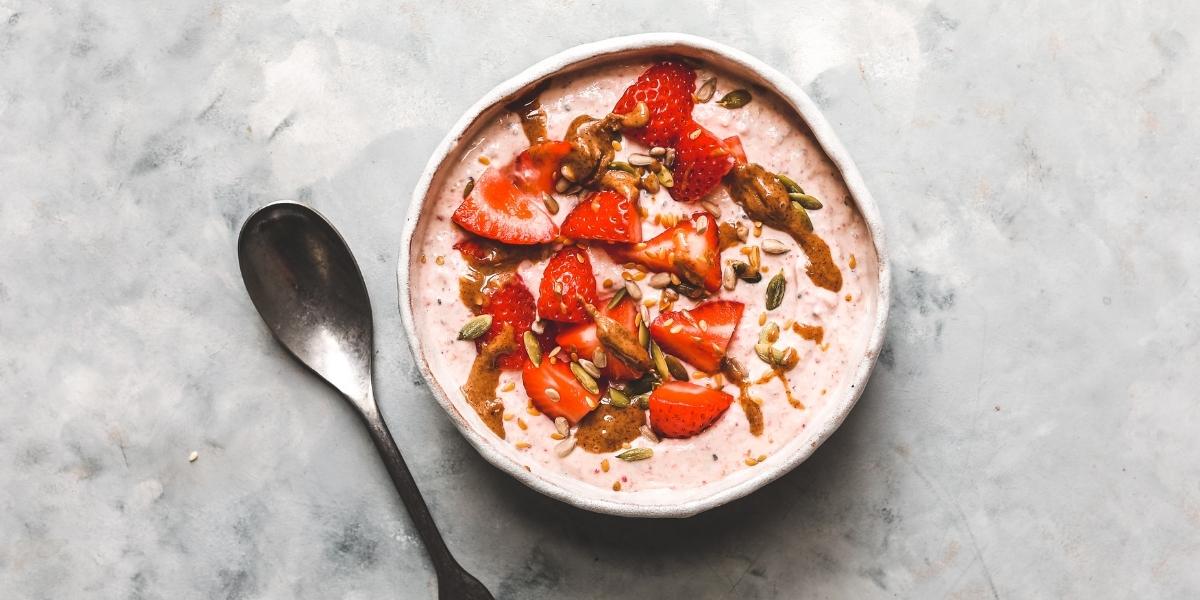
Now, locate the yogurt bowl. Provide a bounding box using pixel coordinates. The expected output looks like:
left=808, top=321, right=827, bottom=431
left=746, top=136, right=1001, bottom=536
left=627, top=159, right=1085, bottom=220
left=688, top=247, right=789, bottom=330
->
left=398, top=33, right=889, bottom=517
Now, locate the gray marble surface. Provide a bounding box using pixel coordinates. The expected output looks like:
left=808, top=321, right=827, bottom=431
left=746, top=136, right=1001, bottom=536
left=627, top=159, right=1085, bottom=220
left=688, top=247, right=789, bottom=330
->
left=2, top=1, right=1198, bottom=598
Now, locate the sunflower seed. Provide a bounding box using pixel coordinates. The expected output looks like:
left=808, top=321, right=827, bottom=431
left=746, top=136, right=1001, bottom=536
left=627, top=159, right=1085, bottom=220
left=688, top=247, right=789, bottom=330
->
left=665, top=148, right=677, bottom=167
left=789, top=192, right=823, bottom=210
left=555, top=438, right=576, bottom=457
left=530, top=319, right=545, bottom=334
left=523, top=330, right=542, bottom=366
left=766, top=272, right=786, bottom=310
left=560, top=164, right=577, bottom=182
left=735, top=222, right=749, bottom=242
left=457, top=315, right=493, bottom=340
left=543, top=193, right=559, bottom=215
left=761, top=239, right=790, bottom=255
left=617, top=447, right=654, bottom=461
left=700, top=199, right=721, bottom=218
left=555, top=177, right=571, bottom=193
left=462, top=177, right=475, bottom=198
left=759, top=321, right=780, bottom=344
left=776, top=173, right=804, bottom=194
left=754, top=342, right=773, bottom=364
left=570, top=362, right=600, bottom=394
left=565, top=184, right=582, bottom=195
left=656, top=166, right=674, bottom=188
left=649, top=146, right=667, bottom=158
left=545, top=387, right=560, bottom=402
left=695, top=77, right=717, bottom=103
left=648, top=272, right=672, bottom=289
left=553, top=416, right=570, bottom=437
left=651, top=342, right=670, bottom=380
left=624, top=280, right=643, bottom=301
left=609, top=387, right=630, bottom=408
left=722, top=264, right=737, bottom=291
left=578, top=358, right=601, bottom=378
left=640, top=424, right=660, bottom=443
left=717, top=89, right=752, bottom=109
left=606, top=287, right=628, bottom=310
left=664, top=355, right=690, bottom=381
left=638, top=321, right=650, bottom=347
left=592, top=347, right=607, bottom=368
left=628, top=153, right=655, bottom=167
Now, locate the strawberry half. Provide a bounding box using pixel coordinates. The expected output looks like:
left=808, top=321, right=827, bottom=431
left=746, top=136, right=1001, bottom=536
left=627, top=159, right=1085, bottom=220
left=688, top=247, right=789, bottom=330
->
left=648, top=381, right=734, bottom=438
left=606, top=212, right=721, bottom=293
left=512, top=140, right=572, bottom=195
left=478, top=272, right=537, bottom=370
left=538, top=246, right=599, bottom=323
left=560, top=189, right=642, bottom=243
left=522, top=358, right=599, bottom=424
left=650, top=300, right=745, bottom=373
left=722, top=135, right=747, bottom=164
left=668, top=124, right=737, bottom=203
left=452, top=167, right=558, bottom=245
left=612, top=61, right=696, bottom=147
left=555, top=294, right=643, bottom=381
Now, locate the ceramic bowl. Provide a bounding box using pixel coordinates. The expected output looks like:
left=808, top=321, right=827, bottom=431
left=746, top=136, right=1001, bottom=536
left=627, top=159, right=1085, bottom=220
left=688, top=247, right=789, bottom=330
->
left=398, top=33, right=889, bottom=518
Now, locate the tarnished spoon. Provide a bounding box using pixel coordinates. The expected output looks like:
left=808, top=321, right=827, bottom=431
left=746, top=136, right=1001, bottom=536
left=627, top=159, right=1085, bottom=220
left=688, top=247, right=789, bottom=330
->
left=237, top=201, right=493, bottom=599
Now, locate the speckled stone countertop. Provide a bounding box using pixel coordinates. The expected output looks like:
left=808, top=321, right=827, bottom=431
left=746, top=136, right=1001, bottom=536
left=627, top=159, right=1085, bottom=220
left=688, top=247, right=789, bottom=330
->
left=2, top=2, right=1197, bottom=598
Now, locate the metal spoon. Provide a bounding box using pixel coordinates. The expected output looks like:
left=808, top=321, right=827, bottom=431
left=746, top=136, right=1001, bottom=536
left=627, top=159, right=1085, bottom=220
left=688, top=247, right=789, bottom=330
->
left=237, top=201, right=493, bottom=600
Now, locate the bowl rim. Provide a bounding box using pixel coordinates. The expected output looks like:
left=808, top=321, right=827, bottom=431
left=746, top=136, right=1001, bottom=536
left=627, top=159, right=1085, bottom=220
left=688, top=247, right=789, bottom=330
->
left=397, top=32, right=891, bottom=518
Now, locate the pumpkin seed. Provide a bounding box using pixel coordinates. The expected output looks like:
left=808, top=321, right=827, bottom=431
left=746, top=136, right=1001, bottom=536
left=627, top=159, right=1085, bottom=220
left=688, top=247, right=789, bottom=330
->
left=462, top=177, right=475, bottom=198
left=632, top=392, right=651, bottom=409
left=523, top=330, right=541, bottom=366
left=606, top=287, right=628, bottom=310
left=608, top=387, right=630, bottom=408
left=592, top=348, right=608, bottom=369
left=776, top=173, right=804, bottom=194
left=555, top=438, right=576, bottom=457
left=648, top=272, right=672, bottom=289
left=722, top=264, right=737, bottom=291
left=790, top=202, right=814, bottom=232
left=656, top=166, right=674, bottom=188
left=766, top=272, right=786, bottom=310
left=554, top=416, right=569, bottom=436
left=761, top=239, right=790, bottom=255
left=695, top=77, right=717, bottom=103
left=627, top=153, right=655, bottom=167
left=664, top=355, right=690, bottom=381
left=609, top=161, right=638, bottom=175
left=717, top=89, right=752, bottom=109
left=651, top=342, right=671, bottom=380
left=457, top=315, right=492, bottom=340
left=570, top=362, right=600, bottom=394
left=624, top=280, right=643, bottom=301
left=617, top=447, right=654, bottom=461
left=789, top=192, right=823, bottom=210
left=543, top=193, right=559, bottom=215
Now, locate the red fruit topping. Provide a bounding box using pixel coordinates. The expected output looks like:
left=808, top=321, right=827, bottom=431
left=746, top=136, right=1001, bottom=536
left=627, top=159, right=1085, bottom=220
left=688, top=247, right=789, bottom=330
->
left=522, top=358, right=599, bottom=425
left=648, top=381, right=734, bottom=438
left=478, top=272, right=537, bottom=370
left=668, top=123, right=737, bottom=202
left=452, top=167, right=557, bottom=245
left=555, top=295, right=644, bottom=381
left=560, top=189, right=642, bottom=243
left=722, top=135, right=747, bottom=164
left=606, top=212, right=721, bottom=293
left=537, top=246, right=599, bottom=323
left=650, top=300, right=745, bottom=373
left=612, top=61, right=696, bottom=147
left=511, top=140, right=573, bottom=195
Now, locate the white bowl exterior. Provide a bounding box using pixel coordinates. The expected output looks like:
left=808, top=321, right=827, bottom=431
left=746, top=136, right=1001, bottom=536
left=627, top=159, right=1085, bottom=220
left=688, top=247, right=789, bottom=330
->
left=398, top=33, right=891, bottom=518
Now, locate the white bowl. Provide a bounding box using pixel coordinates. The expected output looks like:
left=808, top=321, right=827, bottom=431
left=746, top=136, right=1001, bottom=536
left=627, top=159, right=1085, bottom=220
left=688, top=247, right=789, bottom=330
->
left=398, top=33, right=890, bottom=518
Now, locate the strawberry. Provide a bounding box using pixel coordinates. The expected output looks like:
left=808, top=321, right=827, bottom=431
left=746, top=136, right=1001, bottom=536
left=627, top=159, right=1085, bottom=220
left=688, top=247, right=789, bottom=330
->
left=668, top=124, right=737, bottom=203
left=555, top=294, right=643, bottom=381
left=537, top=246, right=599, bottom=323
left=478, top=272, right=537, bottom=370
left=511, top=140, right=572, bottom=195
left=722, top=135, right=747, bottom=164
left=650, top=300, right=745, bottom=373
left=648, top=381, right=734, bottom=438
left=606, top=212, right=721, bottom=293
left=560, top=189, right=642, bottom=243
left=522, top=357, right=599, bottom=424
left=452, top=167, right=557, bottom=245
left=612, top=61, right=696, bottom=147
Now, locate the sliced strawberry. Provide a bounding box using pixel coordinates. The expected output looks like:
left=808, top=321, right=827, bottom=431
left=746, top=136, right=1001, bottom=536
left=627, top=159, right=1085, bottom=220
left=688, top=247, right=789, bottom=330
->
left=612, top=61, right=696, bottom=147
left=722, top=135, right=747, bottom=164
left=555, top=295, right=643, bottom=381
left=452, top=167, right=557, bottom=245
left=650, top=300, right=745, bottom=373
left=560, top=189, right=642, bottom=243
left=478, top=272, right=536, bottom=370
left=512, top=140, right=572, bottom=195
left=648, top=381, right=734, bottom=438
left=538, top=246, right=599, bottom=323
left=606, top=212, right=721, bottom=293
left=668, top=124, right=737, bottom=203
left=522, top=358, right=599, bottom=424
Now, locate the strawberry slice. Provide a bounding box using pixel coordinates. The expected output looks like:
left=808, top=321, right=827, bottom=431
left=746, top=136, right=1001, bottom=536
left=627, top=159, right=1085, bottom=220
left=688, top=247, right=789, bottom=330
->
left=650, top=300, right=745, bottom=373
left=512, top=140, right=572, bottom=195
left=612, top=61, right=696, bottom=147
left=606, top=212, right=721, bottom=293
left=522, top=358, right=599, bottom=424
left=452, top=167, right=557, bottom=245
left=538, top=246, right=599, bottom=323
left=722, top=135, right=747, bottom=164
left=648, top=381, right=734, bottom=438
left=560, top=189, right=642, bottom=243
left=555, top=294, right=643, bottom=381
left=668, top=123, right=737, bottom=203
left=478, top=272, right=536, bottom=370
